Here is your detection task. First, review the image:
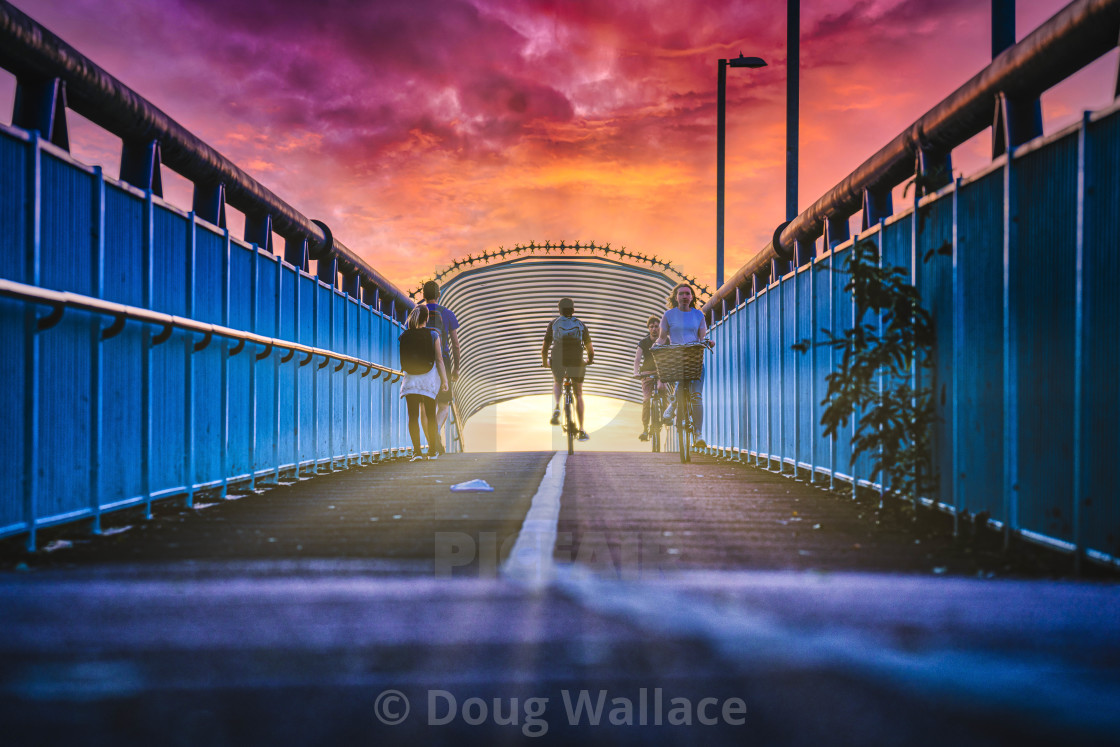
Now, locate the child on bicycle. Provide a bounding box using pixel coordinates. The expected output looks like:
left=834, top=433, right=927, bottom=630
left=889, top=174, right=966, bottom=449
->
left=542, top=297, right=594, bottom=442
left=634, top=314, right=670, bottom=441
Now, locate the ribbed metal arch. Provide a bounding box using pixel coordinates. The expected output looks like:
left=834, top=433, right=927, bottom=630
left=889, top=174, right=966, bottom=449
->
left=440, top=256, right=676, bottom=422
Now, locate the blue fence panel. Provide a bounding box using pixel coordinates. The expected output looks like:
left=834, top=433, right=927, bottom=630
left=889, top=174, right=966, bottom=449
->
left=954, top=170, right=1005, bottom=520
left=100, top=184, right=145, bottom=507
left=1082, top=108, right=1120, bottom=559
left=0, top=130, right=29, bottom=530
left=1014, top=132, right=1079, bottom=544
left=915, top=195, right=956, bottom=505
left=297, top=274, right=316, bottom=469
left=254, top=251, right=279, bottom=478
left=315, top=282, right=333, bottom=463
left=278, top=263, right=298, bottom=471
left=780, top=271, right=797, bottom=469
left=226, top=242, right=253, bottom=480
left=192, top=225, right=226, bottom=488
left=37, top=153, right=94, bottom=519
left=150, top=205, right=190, bottom=498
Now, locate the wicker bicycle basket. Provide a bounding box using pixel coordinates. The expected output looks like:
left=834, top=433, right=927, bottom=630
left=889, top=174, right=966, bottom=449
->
left=652, top=342, right=707, bottom=382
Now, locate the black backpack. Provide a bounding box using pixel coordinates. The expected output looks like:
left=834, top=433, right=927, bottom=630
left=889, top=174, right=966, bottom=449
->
left=399, top=329, right=436, bottom=375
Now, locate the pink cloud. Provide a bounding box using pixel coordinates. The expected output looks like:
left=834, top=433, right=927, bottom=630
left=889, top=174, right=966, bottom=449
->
left=5, top=0, right=1107, bottom=290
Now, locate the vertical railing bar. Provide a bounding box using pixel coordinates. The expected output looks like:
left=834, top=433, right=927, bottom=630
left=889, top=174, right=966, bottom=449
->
left=312, top=282, right=319, bottom=473
left=23, top=132, right=42, bottom=551
left=220, top=227, right=230, bottom=498
left=141, top=188, right=154, bottom=519
left=777, top=272, right=784, bottom=473
left=877, top=223, right=886, bottom=504
left=329, top=287, right=336, bottom=469
left=753, top=290, right=760, bottom=465
left=952, top=176, right=963, bottom=536
left=184, top=210, right=196, bottom=508
left=809, top=249, right=817, bottom=482
left=1072, top=112, right=1089, bottom=575
left=273, top=256, right=281, bottom=483
left=357, top=302, right=364, bottom=464
left=1002, top=147, right=1020, bottom=549
left=294, top=272, right=303, bottom=475
left=343, top=295, right=350, bottom=467
left=849, top=234, right=859, bottom=500
left=89, top=165, right=105, bottom=535
left=766, top=283, right=773, bottom=470
left=248, top=243, right=258, bottom=489
left=793, top=262, right=800, bottom=478
left=829, top=244, right=836, bottom=491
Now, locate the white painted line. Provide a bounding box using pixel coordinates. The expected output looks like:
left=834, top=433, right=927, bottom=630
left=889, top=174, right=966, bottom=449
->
left=501, top=451, right=566, bottom=588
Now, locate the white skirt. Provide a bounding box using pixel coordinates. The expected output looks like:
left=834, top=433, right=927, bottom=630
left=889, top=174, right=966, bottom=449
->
left=399, top=364, right=441, bottom=400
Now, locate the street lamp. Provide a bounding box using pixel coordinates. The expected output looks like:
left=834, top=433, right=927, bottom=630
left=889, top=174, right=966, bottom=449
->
left=716, top=53, right=766, bottom=289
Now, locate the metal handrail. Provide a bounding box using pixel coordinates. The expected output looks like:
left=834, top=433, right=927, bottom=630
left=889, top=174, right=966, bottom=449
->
left=0, top=278, right=404, bottom=380
left=703, top=0, right=1120, bottom=314
left=0, top=0, right=412, bottom=318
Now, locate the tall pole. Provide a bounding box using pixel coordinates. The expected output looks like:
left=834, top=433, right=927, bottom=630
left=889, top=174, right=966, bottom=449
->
left=786, top=0, right=799, bottom=222
left=992, top=0, right=1015, bottom=56
left=716, top=58, right=728, bottom=289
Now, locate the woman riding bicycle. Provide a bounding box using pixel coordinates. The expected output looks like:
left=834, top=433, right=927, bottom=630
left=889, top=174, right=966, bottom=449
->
left=657, top=283, right=714, bottom=449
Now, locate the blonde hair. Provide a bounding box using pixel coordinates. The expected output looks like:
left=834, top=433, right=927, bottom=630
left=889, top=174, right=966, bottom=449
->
left=667, top=283, right=697, bottom=309
left=406, top=305, right=429, bottom=329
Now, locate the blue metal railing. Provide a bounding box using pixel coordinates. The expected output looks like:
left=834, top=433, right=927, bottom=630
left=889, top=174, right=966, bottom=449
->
left=703, top=20, right=1120, bottom=567
left=0, top=125, right=412, bottom=550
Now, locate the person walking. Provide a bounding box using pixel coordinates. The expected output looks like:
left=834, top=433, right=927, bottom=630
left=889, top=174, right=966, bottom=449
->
left=419, top=280, right=461, bottom=438
left=399, top=305, right=449, bottom=461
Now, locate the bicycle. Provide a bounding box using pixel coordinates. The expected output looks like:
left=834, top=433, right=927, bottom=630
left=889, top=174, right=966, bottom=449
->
left=561, top=375, right=577, bottom=455
left=638, top=372, right=672, bottom=453
left=651, top=341, right=709, bottom=463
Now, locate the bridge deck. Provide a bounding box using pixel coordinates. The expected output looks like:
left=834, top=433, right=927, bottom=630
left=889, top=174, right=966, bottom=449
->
left=1, top=453, right=1118, bottom=745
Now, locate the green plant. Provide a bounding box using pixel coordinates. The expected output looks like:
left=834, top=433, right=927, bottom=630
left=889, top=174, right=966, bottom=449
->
left=793, top=238, right=938, bottom=505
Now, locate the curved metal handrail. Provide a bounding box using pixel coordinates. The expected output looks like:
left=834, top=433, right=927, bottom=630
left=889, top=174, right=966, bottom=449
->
left=0, top=278, right=404, bottom=379
left=704, top=0, right=1120, bottom=314
left=0, top=0, right=413, bottom=318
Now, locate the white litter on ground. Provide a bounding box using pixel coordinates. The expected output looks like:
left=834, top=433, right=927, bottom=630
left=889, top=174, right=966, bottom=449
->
left=450, top=479, right=494, bottom=492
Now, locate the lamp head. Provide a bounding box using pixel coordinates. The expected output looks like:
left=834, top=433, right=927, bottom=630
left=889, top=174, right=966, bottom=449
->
left=728, top=53, right=767, bottom=69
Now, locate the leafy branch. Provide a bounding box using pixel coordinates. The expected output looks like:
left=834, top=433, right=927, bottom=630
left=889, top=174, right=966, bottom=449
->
left=793, top=238, right=938, bottom=504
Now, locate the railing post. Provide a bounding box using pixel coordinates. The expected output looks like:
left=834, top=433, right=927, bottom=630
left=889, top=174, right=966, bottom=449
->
left=89, top=165, right=105, bottom=534
left=1072, top=111, right=1090, bottom=574
left=274, top=255, right=282, bottom=482
left=141, top=189, right=154, bottom=518
left=951, top=176, right=964, bottom=535
left=185, top=210, right=196, bottom=508
left=13, top=74, right=69, bottom=150
left=120, top=138, right=163, bottom=197
left=22, top=132, right=42, bottom=551
left=248, top=238, right=258, bottom=489
left=220, top=227, right=231, bottom=499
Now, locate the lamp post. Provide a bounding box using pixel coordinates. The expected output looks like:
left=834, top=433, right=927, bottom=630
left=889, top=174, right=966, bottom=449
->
left=716, top=53, right=766, bottom=289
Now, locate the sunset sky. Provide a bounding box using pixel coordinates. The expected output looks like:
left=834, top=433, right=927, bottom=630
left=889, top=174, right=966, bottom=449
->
left=2, top=0, right=1115, bottom=293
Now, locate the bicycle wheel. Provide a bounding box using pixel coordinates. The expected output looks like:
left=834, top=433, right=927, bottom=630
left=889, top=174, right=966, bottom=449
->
left=564, top=384, right=575, bottom=455
left=651, top=412, right=661, bottom=453
left=677, top=385, right=692, bottom=463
